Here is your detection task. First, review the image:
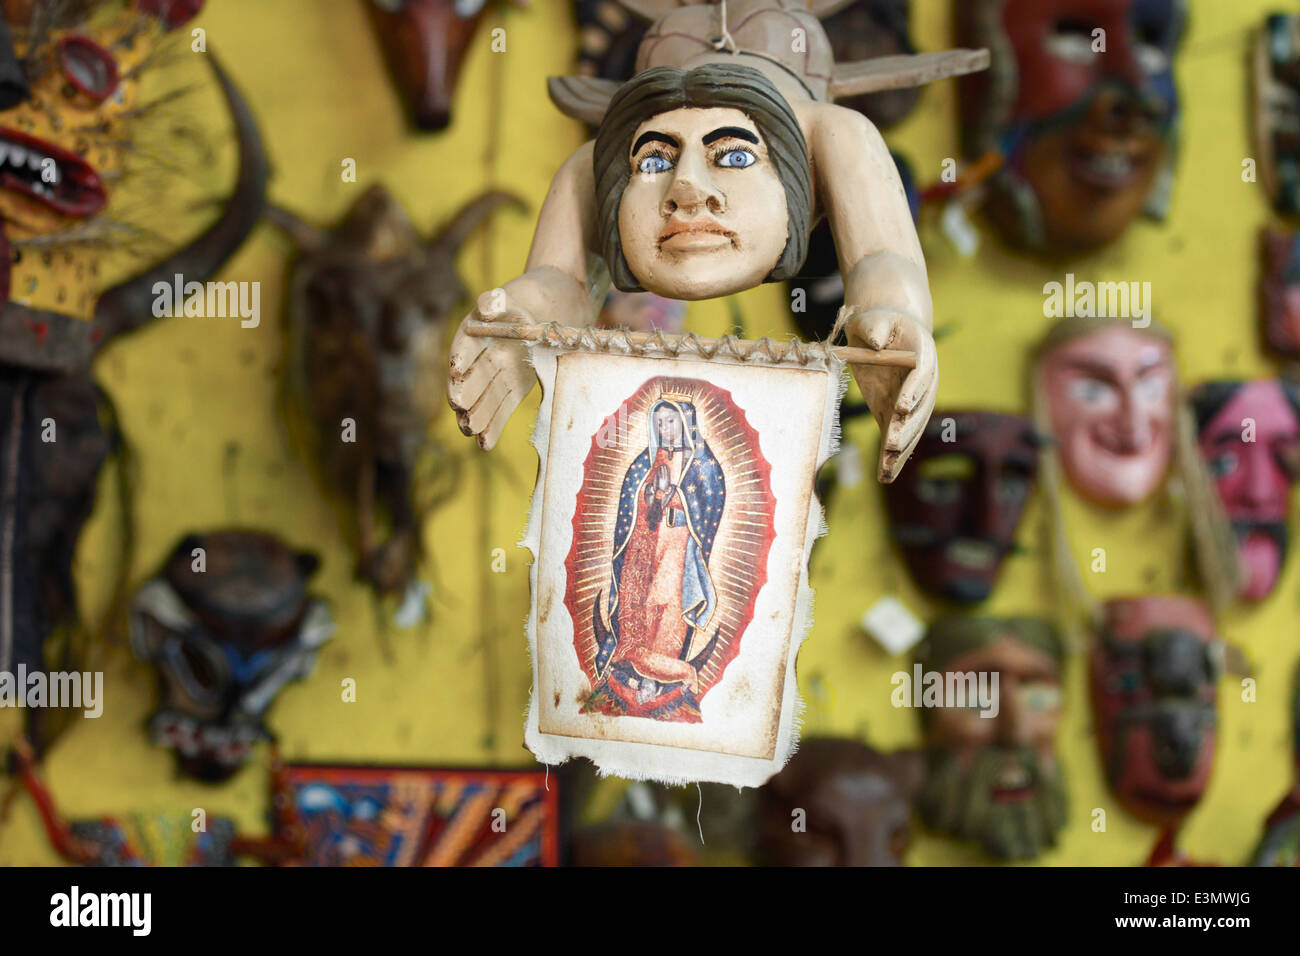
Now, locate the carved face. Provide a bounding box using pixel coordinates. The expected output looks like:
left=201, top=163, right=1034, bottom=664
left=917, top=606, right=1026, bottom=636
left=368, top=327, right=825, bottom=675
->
left=883, top=411, right=1039, bottom=604
left=958, top=0, right=1185, bottom=252
left=131, top=531, right=334, bottom=782
left=1089, top=596, right=1218, bottom=825
left=1193, top=379, right=1300, bottom=602
left=1261, top=228, right=1300, bottom=362
left=1039, top=324, right=1174, bottom=507
left=618, top=106, right=789, bottom=300
left=757, top=738, right=921, bottom=867
left=915, top=618, right=1066, bottom=861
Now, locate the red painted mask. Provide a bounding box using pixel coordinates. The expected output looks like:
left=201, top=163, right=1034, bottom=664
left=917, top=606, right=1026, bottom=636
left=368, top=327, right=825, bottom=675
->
left=1261, top=228, right=1300, bottom=363
left=882, top=411, right=1040, bottom=604
left=957, top=0, right=1186, bottom=252
left=366, top=0, right=494, bottom=131
left=1038, top=322, right=1175, bottom=507
left=1089, top=596, right=1219, bottom=826
left=1191, top=379, right=1300, bottom=602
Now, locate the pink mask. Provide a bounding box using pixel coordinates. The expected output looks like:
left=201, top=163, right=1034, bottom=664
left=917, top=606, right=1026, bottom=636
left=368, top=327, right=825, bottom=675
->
left=1039, top=324, right=1175, bottom=507
left=1192, top=379, right=1300, bottom=602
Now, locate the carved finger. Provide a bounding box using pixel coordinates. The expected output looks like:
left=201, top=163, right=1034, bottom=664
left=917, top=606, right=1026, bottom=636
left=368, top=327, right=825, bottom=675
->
left=879, top=390, right=934, bottom=482
left=477, top=384, right=525, bottom=451
left=464, top=366, right=511, bottom=435
left=894, top=340, right=937, bottom=415
left=449, top=350, right=501, bottom=404
left=448, top=323, right=490, bottom=384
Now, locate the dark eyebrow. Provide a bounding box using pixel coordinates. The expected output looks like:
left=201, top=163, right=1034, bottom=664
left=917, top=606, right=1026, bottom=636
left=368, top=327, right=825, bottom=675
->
left=1059, top=357, right=1121, bottom=383
left=702, top=126, right=759, bottom=146
left=632, top=131, right=679, bottom=155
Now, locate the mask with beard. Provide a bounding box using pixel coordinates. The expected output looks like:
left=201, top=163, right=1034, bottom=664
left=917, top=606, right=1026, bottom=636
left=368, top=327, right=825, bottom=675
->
left=914, top=617, right=1067, bottom=860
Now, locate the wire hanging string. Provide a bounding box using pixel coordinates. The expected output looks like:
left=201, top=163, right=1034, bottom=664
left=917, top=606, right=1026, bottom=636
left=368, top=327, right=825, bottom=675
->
left=713, top=0, right=739, bottom=53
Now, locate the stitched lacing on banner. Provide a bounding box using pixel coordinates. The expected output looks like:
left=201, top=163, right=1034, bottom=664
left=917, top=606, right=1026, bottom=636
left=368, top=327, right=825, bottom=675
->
left=524, top=321, right=841, bottom=367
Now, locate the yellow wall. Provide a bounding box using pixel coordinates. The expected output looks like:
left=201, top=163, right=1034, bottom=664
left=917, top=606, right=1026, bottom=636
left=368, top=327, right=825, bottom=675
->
left=0, top=0, right=1292, bottom=866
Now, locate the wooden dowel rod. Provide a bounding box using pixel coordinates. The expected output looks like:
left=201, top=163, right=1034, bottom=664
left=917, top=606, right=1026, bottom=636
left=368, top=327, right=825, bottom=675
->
left=462, top=320, right=917, bottom=369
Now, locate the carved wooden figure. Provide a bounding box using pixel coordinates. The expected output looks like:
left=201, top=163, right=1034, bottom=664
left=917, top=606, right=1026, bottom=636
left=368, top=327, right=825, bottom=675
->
left=448, top=0, right=989, bottom=482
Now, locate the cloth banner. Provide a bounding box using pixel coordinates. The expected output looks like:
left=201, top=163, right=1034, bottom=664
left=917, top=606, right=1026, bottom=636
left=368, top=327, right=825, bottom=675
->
left=522, top=341, right=844, bottom=787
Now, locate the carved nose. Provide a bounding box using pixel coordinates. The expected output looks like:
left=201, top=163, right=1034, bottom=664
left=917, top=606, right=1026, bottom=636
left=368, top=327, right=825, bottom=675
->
left=1149, top=709, right=1203, bottom=780
left=662, top=180, right=722, bottom=217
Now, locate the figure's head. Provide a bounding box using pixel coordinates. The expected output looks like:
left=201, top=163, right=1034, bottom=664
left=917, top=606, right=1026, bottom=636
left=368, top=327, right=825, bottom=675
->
left=957, top=0, right=1186, bottom=253
left=757, top=738, right=922, bottom=867
left=594, top=63, right=811, bottom=300
left=1089, top=595, right=1219, bottom=825
left=1036, top=318, right=1175, bottom=507
left=914, top=617, right=1067, bottom=861
left=131, top=531, right=334, bottom=782
left=653, top=402, right=683, bottom=447
left=883, top=411, right=1041, bottom=604
left=1191, top=379, right=1300, bottom=602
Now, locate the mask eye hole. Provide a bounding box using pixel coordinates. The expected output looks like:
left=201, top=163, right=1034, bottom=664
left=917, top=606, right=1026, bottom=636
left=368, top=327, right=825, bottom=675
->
left=180, top=642, right=220, bottom=692
left=57, top=36, right=120, bottom=102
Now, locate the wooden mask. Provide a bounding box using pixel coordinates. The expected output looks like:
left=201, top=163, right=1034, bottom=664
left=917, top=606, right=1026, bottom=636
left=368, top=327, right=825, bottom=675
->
left=1036, top=319, right=1176, bottom=508
left=1190, top=379, right=1300, bottom=603
left=756, top=738, right=921, bottom=866
left=1261, top=227, right=1300, bottom=362
left=913, top=617, right=1067, bottom=861
left=1254, top=13, right=1300, bottom=217
left=957, top=0, right=1186, bottom=253
left=882, top=411, right=1040, bottom=604
left=268, top=185, right=523, bottom=600
left=131, top=530, right=334, bottom=782
left=1089, top=595, right=1219, bottom=827
left=365, top=0, right=531, bottom=132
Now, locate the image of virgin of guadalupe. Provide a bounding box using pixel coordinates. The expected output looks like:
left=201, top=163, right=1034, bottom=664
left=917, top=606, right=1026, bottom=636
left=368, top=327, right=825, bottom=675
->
left=586, top=392, right=726, bottom=722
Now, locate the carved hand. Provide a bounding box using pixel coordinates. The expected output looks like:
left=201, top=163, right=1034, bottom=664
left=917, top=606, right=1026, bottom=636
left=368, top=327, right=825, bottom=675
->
left=841, top=305, right=937, bottom=483
left=447, top=288, right=538, bottom=450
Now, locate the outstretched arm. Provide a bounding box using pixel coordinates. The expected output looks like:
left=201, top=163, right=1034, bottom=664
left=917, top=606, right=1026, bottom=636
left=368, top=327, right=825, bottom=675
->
left=447, top=140, right=605, bottom=450
left=803, top=102, right=937, bottom=482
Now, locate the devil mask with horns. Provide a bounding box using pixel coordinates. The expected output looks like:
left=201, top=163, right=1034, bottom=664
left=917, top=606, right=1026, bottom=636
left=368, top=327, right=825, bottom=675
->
left=0, top=0, right=266, bottom=753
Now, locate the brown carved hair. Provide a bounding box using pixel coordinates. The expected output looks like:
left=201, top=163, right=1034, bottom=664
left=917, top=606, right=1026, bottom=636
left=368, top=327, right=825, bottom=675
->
left=593, top=62, right=812, bottom=293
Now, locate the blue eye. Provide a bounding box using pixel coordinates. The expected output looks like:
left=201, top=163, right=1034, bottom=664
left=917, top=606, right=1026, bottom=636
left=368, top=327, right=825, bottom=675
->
left=638, top=154, right=673, bottom=174
left=717, top=149, right=755, bottom=168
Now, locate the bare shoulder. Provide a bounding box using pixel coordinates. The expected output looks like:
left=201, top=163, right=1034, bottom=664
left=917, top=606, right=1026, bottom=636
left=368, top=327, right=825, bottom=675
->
left=798, top=101, right=889, bottom=157
left=551, top=139, right=596, bottom=191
